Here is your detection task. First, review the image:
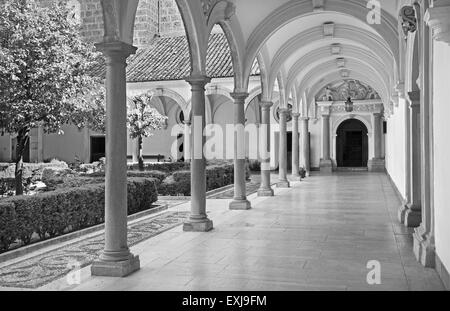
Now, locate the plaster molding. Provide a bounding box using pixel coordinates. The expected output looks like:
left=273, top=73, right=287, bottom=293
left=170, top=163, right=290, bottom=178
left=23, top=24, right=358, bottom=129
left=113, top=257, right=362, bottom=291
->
left=425, top=6, right=450, bottom=45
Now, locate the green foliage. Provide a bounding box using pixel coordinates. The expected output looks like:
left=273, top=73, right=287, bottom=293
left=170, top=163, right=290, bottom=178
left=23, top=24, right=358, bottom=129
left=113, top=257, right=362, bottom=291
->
left=127, top=162, right=190, bottom=173
left=0, top=0, right=105, bottom=135
left=0, top=177, right=158, bottom=253
left=157, top=162, right=243, bottom=196
left=127, top=92, right=168, bottom=140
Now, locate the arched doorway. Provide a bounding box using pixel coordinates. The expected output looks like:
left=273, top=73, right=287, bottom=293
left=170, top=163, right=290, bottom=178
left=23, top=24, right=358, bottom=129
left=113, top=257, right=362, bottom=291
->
left=336, top=119, right=368, bottom=168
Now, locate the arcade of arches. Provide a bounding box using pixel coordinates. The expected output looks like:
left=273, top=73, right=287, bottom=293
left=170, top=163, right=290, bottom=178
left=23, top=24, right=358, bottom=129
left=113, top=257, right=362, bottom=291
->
left=83, top=0, right=450, bottom=290
left=4, top=0, right=450, bottom=290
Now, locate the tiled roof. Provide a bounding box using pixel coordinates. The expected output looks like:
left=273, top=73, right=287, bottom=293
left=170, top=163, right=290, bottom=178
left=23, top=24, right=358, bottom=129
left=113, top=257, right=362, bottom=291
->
left=94, top=33, right=260, bottom=83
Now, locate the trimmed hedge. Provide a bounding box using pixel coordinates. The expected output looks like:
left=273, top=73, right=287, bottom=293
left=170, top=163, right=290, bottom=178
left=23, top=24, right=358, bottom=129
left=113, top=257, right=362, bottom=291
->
left=157, top=162, right=247, bottom=196
left=0, top=161, right=68, bottom=180
left=0, top=177, right=158, bottom=252
left=127, top=162, right=190, bottom=173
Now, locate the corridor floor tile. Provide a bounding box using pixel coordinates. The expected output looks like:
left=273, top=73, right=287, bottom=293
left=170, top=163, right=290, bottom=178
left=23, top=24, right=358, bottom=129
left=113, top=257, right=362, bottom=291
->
left=36, top=172, right=445, bottom=291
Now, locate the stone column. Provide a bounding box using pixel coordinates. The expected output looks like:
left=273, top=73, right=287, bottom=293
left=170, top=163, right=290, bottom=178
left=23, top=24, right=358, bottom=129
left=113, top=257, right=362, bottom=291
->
left=230, top=92, right=251, bottom=210
left=291, top=113, right=301, bottom=180
left=414, top=0, right=436, bottom=267
left=368, top=112, right=386, bottom=171
left=300, top=117, right=311, bottom=176
left=402, top=91, right=422, bottom=228
left=399, top=96, right=412, bottom=223
left=183, top=75, right=213, bottom=232
left=277, top=108, right=290, bottom=188
left=319, top=109, right=332, bottom=173
left=183, top=120, right=191, bottom=162
left=91, top=41, right=140, bottom=277
left=257, top=101, right=274, bottom=196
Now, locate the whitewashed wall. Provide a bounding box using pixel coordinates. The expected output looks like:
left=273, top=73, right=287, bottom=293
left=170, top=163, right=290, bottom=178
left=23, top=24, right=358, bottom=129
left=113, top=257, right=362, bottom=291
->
left=385, top=100, right=407, bottom=200
left=432, top=40, right=450, bottom=274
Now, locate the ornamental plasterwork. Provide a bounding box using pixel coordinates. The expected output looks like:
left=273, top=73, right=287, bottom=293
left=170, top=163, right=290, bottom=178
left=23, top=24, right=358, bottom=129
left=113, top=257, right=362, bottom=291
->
left=315, top=80, right=380, bottom=102
left=400, top=6, right=417, bottom=40
left=330, top=103, right=383, bottom=114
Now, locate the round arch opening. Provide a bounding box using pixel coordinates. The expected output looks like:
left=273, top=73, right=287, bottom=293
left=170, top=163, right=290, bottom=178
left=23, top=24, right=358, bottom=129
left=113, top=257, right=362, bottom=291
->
left=336, top=119, right=369, bottom=168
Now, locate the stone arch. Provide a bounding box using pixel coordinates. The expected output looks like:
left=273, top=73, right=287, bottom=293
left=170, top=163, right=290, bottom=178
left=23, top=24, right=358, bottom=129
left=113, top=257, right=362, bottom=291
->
left=205, top=84, right=233, bottom=100
left=332, top=114, right=373, bottom=136
left=206, top=2, right=246, bottom=91
left=307, top=73, right=388, bottom=117
left=150, top=88, right=189, bottom=116
left=335, top=118, right=370, bottom=167
left=243, top=0, right=399, bottom=82
left=298, top=61, right=389, bottom=108
left=269, top=26, right=396, bottom=92
left=245, top=87, right=262, bottom=125
left=174, top=0, right=208, bottom=75
left=100, top=0, right=140, bottom=45
left=285, top=46, right=392, bottom=98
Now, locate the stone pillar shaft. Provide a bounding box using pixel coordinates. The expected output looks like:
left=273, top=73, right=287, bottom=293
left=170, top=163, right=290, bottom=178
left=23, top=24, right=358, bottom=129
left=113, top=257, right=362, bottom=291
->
left=300, top=117, right=310, bottom=176
left=320, top=112, right=332, bottom=173
left=91, top=41, right=140, bottom=277
left=291, top=113, right=300, bottom=179
left=277, top=108, right=290, bottom=188
left=229, top=92, right=251, bottom=210
left=368, top=112, right=386, bottom=172
left=322, top=115, right=330, bottom=160
left=183, top=121, right=191, bottom=162
left=373, top=113, right=382, bottom=159
left=183, top=75, right=213, bottom=232
left=415, top=0, right=435, bottom=267
left=409, top=96, right=422, bottom=215
left=258, top=101, right=274, bottom=196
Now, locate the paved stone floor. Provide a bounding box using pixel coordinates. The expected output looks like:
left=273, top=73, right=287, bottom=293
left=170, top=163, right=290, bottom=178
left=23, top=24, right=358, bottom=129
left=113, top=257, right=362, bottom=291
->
left=34, top=172, right=445, bottom=290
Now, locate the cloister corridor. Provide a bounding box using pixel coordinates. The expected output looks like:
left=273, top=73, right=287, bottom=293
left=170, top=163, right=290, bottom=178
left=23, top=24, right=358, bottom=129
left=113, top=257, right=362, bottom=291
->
left=40, top=172, right=444, bottom=291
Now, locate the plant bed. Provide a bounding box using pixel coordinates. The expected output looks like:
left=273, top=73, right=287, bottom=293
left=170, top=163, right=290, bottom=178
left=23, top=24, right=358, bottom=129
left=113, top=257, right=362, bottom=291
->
left=0, top=177, right=158, bottom=253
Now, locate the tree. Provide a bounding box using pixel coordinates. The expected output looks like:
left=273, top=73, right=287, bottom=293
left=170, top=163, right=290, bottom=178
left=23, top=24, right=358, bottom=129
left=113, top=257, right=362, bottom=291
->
left=127, top=92, right=167, bottom=171
left=0, top=0, right=105, bottom=194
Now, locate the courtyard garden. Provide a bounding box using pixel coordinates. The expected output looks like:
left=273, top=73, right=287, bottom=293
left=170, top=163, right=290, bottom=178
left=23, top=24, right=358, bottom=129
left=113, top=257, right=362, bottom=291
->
left=0, top=157, right=250, bottom=254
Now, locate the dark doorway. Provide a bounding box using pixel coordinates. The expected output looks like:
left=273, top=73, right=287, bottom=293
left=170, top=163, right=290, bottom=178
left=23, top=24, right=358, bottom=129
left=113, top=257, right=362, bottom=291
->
left=90, top=136, right=105, bottom=163
left=336, top=119, right=368, bottom=167
left=287, top=131, right=292, bottom=171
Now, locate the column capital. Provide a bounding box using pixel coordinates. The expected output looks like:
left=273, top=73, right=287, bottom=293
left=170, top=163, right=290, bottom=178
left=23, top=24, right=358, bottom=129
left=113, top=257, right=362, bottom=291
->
left=278, top=108, right=290, bottom=115
left=185, top=75, right=211, bottom=88
left=292, top=113, right=301, bottom=118
left=300, top=117, right=310, bottom=121
left=259, top=101, right=273, bottom=109
left=408, top=90, right=420, bottom=102
left=230, top=92, right=249, bottom=102
left=425, top=2, right=450, bottom=45
left=95, top=41, right=137, bottom=60
left=373, top=112, right=383, bottom=118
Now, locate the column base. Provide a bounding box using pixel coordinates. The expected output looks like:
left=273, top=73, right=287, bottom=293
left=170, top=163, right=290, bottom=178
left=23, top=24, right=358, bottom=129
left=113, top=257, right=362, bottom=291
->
left=404, top=207, right=421, bottom=228
left=183, top=218, right=213, bottom=232
left=413, top=228, right=435, bottom=268
left=397, top=202, right=408, bottom=224
left=277, top=180, right=290, bottom=188
left=229, top=199, right=251, bottom=210
left=257, top=187, right=274, bottom=197
left=319, top=159, right=333, bottom=173
left=290, top=174, right=302, bottom=181
left=368, top=158, right=385, bottom=172
left=91, top=254, right=140, bottom=277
